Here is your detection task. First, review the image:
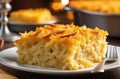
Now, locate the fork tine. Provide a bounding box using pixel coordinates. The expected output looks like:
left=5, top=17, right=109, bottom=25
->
left=116, top=47, right=119, bottom=58
left=110, top=46, right=114, bottom=58
left=106, top=46, right=110, bottom=58
left=114, top=46, right=119, bottom=58
left=109, top=46, right=114, bottom=58
left=113, top=46, right=116, bottom=58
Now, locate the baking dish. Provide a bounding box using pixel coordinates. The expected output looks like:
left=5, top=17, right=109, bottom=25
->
left=8, top=20, right=57, bottom=33
left=64, top=6, right=120, bottom=37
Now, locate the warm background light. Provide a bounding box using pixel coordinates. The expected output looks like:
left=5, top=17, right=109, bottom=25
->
left=51, top=0, right=69, bottom=11
left=61, top=0, right=69, bottom=5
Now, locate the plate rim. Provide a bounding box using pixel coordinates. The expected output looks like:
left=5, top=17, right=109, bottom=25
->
left=0, top=45, right=120, bottom=75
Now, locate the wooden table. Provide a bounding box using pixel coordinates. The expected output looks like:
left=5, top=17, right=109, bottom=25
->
left=0, top=37, right=120, bottom=79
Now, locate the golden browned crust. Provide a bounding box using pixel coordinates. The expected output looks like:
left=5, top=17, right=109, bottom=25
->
left=69, top=1, right=120, bottom=14
left=15, top=24, right=108, bottom=70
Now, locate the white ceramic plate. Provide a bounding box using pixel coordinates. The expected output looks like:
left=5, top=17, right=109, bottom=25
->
left=0, top=45, right=120, bottom=75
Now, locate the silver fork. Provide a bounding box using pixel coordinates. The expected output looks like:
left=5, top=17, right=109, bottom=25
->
left=91, top=45, right=119, bottom=73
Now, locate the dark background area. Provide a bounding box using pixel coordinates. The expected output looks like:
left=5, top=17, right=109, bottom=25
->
left=10, top=0, right=52, bottom=11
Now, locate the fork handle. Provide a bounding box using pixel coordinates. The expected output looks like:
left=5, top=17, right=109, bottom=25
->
left=91, top=58, right=106, bottom=73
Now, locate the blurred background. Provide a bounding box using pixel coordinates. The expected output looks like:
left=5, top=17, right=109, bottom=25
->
left=9, top=0, right=71, bottom=24
left=1, top=0, right=120, bottom=40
